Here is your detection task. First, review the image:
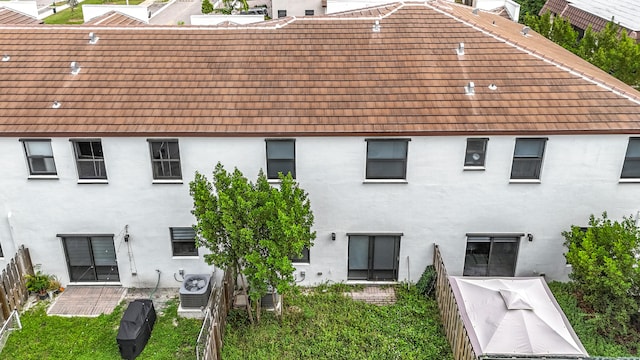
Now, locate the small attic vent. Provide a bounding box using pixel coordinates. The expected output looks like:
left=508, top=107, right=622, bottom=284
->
left=52, top=100, right=61, bottom=109
left=465, top=82, right=475, bottom=95
left=89, top=32, right=99, bottom=44
left=1, top=54, right=9, bottom=62
left=488, top=83, right=497, bottom=90
left=456, top=42, right=464, bottom=56
left=521, top=26, right=530, bottom=36
left=372, top=19, right=380, bottom=32
left=70, top=61, right=80, bottom=75
left=472, top=8, right=479, bottom=15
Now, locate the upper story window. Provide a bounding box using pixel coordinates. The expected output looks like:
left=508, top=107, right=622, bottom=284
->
left=277, top=10, right=286, bottom=18
left=510, top=138, right=546, bottom=180
left=170, top=227, right=198, bottom=257
left=464, top=138, right=488, bottom=168
left=365, top=139, right=409, bottom=180
left=72, top=140, right=106, bottom=180
left=21, top=139, right=57, bottom=176
left=621, top=138, right=640, bottom=179
left=148, top=140, right=182, bottom=180
left=266, top=139, right=295, bottom=179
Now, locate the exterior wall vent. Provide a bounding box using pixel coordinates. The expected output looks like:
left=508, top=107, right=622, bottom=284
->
left=52, top=100, right=61, bottom=109
left=465, top=82, right=475, bottom=95
left=70, top=61, right=80, bottom=75
left=456, top=42, right=465, bottom=56
left=89, top=32, right=99, bottom=44
left=1, top=54, right=9, bottom=62
left=372, top=19, right=380, bottom=32
left=521, top=26, right=530, bottom=36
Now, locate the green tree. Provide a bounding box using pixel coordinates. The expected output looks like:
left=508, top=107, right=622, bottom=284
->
left=576, top=25, right=597, bottom=59
left=524, top=11, right=551, bottom=37
left=201, top=0, right=213, bottom=14
left=68, top=0, right=78, bottom=12
left=590, top=23, right=640, bottom=86
left=190, top=163, right=315, bottom=322
left=515, top=0, right=547, bottom=20
left=212, top=0, right=248, bottom=14
left=562, top=212, right=640, bottom=337
left=549, top=15, right=578, bottom=51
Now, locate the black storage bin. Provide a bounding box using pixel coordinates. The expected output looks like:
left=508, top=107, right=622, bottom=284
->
left=116, top=299, right=156, bottom=359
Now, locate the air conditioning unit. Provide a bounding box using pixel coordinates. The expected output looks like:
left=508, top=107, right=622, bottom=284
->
left=179, top=274, right=212, bottom=309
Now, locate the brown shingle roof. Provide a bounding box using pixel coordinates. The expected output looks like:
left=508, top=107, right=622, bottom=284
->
left=0, top=2, right=639, bottom=137
left=83, top=11, right=147, bottom=26
left=0, top=8, right=42, bottom=25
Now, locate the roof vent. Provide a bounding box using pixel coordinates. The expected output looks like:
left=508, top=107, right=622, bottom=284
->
left=521, top=26, right=530, bottom=36
left=2, top=54, right=9, bottom=62
left=488, top=83, right=497, bottom=90
left=456, top=42, right=464, bottom=56
left=52, top=100, right=61, bottom=109
left=472, top=8, right=479, bottom=15
left=89, top=32, right=99, bottom=44
left=465, top=82, right=475, bottom=95
left=70, top=61, right=80, bottom=75
left=372, top=19, right=380, bottom=32
left=492, top=20, right=496, bottom=26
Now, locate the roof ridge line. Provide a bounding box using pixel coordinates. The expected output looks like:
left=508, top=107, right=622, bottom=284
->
left=424, top=1, right=640, bottom=107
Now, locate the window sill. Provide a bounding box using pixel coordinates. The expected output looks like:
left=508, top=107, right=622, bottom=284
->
left=28, top=175, right=59, bottom=180
left=172, top=256, right=200, bottom=260
left=152, top=179, right=183, bottom=184
left=362, top=179, right=408, bottom=184
left=67, top=282, right=121, bottom=286
left=346, top=280, right=397, bottom=285
left=267, top=179, right=282, bottom=184
left=619, top=178, right=640, bottom=183
left=292, top=262, right=310, bottom=265
left=463, top=166, right=485, bottom=171
left=78, top=179, right=108, bottom=184
left=509, top=179, right=541, bottom=184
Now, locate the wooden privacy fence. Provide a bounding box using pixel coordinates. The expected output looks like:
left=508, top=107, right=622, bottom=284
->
left=196, top=269, right=234, bottom=360
left=0, top=246, right=33, bottom=324
left=433, top=244, right=477, bottom=360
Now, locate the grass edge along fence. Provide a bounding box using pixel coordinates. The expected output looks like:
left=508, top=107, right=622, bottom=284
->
left=196, top=268, right=234, bottom=360
left=433, top=244, right=477, bottom=360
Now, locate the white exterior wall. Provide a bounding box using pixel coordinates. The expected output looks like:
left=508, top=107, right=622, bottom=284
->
left=271, top=0, right=324, bottom=17
left=0, top=135, right=637, bottom=288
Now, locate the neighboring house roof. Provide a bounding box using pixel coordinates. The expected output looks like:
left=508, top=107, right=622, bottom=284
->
left=1, top=2, right=640, bottom=137
left=0, top=8, right=42, bottom=25
left=541, top=0, right=640, bottom=35
left=83, top=11, right=148, bottom=26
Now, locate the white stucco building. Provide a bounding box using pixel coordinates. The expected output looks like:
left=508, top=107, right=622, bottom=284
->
left=1, top=2, right=640, bottom=289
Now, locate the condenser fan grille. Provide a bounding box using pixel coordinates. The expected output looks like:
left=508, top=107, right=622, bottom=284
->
left=179, top=274, right=212, bottom=308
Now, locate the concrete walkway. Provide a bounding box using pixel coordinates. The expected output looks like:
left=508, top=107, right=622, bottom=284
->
left=346, top=286, right=397, bottom=305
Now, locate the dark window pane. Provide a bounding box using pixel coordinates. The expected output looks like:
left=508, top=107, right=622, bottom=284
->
left=277, top=9, right=286, bottom=17
left=514, top=139, right=544, bottom=157
left=171, top=227, right=197, bottom=256
left=465, top=138, right=487, bottom=166
left=76, top=142, right=95, bottom=158
left=621, top=139, right=640, bottom=178
left=367, top=141, right=407, bottom=159
left=150, top=141, right=181, bottom=179
left=366, top=160, right=405, bottom=179
left=305, top=9, right=314, bottom=15
left=511, top=158, right=541, bottom=179
left=291, top=247, right=309, bottom=263
left=267, top=159, right=295, bottom=178
left=23, top=140, right=56, bottom=175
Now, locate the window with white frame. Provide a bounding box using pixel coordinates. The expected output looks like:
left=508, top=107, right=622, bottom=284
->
left=621, top=138, right=640, bottom=179
left=464, top=138, right=488, bottom=168
left=148, top=140, right=182, bottom=180
left=21, top=139, right=57, bottom=176
left=365, top=139, right=409, bottom=180
left=510, top=138, right=546, bottom=180
left=170, top=227, right=198, bottom=257
left=72, top=140, right=106, bottom=180
left=266, top=139, right=295, bottom=179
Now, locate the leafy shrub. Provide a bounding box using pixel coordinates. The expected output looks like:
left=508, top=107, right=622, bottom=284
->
left=415, top=265, right=436, bottom=297
left=562, top=212, right=640, bottom=338
left=201, top=0, right=213, bottom=14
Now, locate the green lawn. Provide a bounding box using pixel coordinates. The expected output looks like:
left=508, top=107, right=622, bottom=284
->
left=548, top=281, right=640, bottom=357
left=2, top=298, right=202, bottom=360
left=222, top=284, right=453, bottom=360
left=44, top=0, right=145, bottom=25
